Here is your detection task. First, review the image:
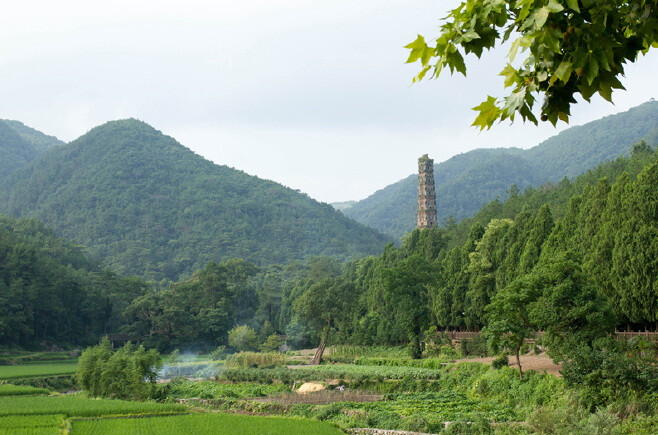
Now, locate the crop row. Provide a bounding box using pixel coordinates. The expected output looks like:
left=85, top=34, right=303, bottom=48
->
left=0, top=364, right=78, bottom=380
left=0, top=383, right=50, bottom=396
left=289, top=364, right=443, bottom=380
left=0, top=414, right=64, bottom=429
left=353, top=357, right=451, bottom=369
left=164, top=379, right=289, bottom=399
left=222, top=364, right=443, bottom=384
left=353, top=391, right=518, bottom=422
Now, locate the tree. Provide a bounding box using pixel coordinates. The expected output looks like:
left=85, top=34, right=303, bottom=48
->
left=77, top=338, right=161, bottom=400
left=406, top=0, right=657, bottom=128
left=380, top=255, right=435, bottom=358
left=294, top=277, right=355, bottom=364
left=466, top=219, right=513, bottom=328
left=228, top=325, right=259, bottom=352
left=529, top=253, right=616, bottom=363
left=609, top=162, right=658, bottom=325
left=484, top=275, right=541, bottom=378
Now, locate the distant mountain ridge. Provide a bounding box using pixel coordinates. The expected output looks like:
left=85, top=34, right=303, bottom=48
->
left=0, top=121, right=38, bottom=178
left=0, top=119, right=390, bottom=281
left=341, top=100, right=658, bottom=238
left=0, top=119, right=64, bottom=178
left=0, top=119, right=65, bottom=153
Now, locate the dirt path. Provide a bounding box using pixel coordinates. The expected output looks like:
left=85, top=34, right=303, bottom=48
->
left=454, top=354, right=561, bottom=376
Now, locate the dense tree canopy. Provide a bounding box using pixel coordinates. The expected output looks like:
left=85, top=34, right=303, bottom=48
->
left=406, top=0, right=657, bottom=128
left=0, top=214, right=147, bottom=348
left=0, top=119, right=390, bottom=281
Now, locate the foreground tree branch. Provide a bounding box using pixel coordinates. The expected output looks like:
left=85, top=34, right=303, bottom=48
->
left=406, top=0, right=657, bottom=128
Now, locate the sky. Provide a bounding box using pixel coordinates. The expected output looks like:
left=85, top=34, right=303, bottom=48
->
left=1, top=0, right=656, bottom=203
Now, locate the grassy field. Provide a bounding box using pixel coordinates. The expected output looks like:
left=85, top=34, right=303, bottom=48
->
left=0, top=414, right=64, bottom=434
left=71, top=413, right=343, bottom=434
left=0, top=364, right=78, bottom=380
left=0, top=395, right=185, bottom=417
left=166, top=378, right=290, bottom=399
left=0, top=384, right=50, bottom=396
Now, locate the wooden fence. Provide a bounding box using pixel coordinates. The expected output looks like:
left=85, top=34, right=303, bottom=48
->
left=437, top=330, right=658, bottom=341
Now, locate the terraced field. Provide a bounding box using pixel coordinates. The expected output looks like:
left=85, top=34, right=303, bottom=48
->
left=71, top=413, right=343, bottom=434
left=0, top=364, right=78, bottom=380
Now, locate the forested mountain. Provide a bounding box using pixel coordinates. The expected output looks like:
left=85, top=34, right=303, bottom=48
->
left=0, top=119, right=65, bottom=153
left=124, top=143, right=658, bottom=355
left=0, top=120, right=64, bottom=179
left=0, top=214, right=146, bottom=347
left=342, top=100, right=658, bottom=238
left=0, top=121, right=39, bottom=178
left=0, top=119, right=390, bottom=281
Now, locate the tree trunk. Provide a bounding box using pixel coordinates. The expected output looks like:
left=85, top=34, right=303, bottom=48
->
left=310, top=326, right=330, bottom=365
left=515, top=346, right=523, bottom=379
left=409, top=334, right=422, bottom=359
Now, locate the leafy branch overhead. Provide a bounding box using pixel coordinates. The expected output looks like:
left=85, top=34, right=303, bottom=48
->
left=406, top=0, right=658, bottom=129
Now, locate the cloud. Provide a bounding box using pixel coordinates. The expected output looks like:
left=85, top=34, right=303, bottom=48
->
left=1, top=0, right=656, bottom=202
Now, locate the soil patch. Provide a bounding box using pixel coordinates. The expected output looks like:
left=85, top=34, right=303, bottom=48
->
left=455, top=354, right=561, bottom=376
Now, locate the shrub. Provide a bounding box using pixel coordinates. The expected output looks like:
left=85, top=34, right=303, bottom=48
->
left=11, top=375, right=78, bottom=392
left=209, top=346, right=228, bottom=361
left=460, top=336, right=489, bottom=357
left=77, top=338, right=161, bottom=400
left=259, top=334, right=285, bottom=353
left=228, top=326, right=259, bottom=352
left=492, top=354, right=509, bottom=369
left=444, top=416, right=493, bottom=434
left=224, top=352, right=287, bottom=369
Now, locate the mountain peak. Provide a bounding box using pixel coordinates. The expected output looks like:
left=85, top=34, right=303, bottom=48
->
left=0, top=120, right=390, bottom=280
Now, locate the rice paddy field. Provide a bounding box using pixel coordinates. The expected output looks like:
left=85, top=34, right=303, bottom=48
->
left=0, top=395, right=186, bottom=417
left=0, top=364, right=78, bottom=380
left=0, top=384, right=50, bottom=396
left=71, top=414, right=343, bottom=434
left=0, top=386, right=342, bottom=434
left=0, top=350, right=345, bottom=434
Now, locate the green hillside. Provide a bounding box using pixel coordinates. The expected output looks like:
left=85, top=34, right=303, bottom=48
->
left=0, top=119, right=65, bottom=153
left=0, top=214, right=142, bottom=347
left=342, top=100, right=658, bottom=238
left=524, top=101, right=658, bottom=179
left=0, top=119, right=390, bottom=281
left=0, top=121, right=39, bottom=178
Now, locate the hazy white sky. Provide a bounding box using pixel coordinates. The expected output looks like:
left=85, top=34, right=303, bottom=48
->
left=2, top=1, right=656, bottom=202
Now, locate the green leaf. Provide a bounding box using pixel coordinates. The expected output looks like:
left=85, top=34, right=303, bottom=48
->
left=405, top=34, right=426, bottom=50
left=509, top=37, right=522, bottom=62
left=471, top=96, right=502, bottom=130
left=504, top=90, right=527, bottom=116
left=566, top=0, right=580, bottom=12
left=551, top=61, right=573, bottom=85
left=500, top=64, right=519, bottom=88
left=462, top=30, right=480, bottom=42
left=546, top=0, right=564, bottom=13
left=412, top=65, right=432, bottom=83
left=598, top=82, right=613, bottom=102
left=585, top=57, right=599, bottom=85
left=446, top=51, right=467, bottom=76
left=533, top=7, right=550, bottom=30
left=405, top=35, right=429, bottom=64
